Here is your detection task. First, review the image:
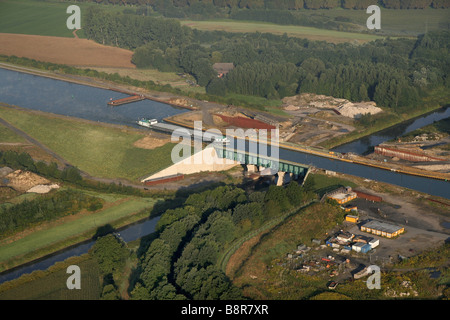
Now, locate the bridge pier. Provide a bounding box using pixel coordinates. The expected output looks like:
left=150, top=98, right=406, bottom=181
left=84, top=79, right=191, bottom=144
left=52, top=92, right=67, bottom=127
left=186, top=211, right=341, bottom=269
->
left=276, top=171, right=286, bottom=186
left=247, top=164, right=259, bottom=173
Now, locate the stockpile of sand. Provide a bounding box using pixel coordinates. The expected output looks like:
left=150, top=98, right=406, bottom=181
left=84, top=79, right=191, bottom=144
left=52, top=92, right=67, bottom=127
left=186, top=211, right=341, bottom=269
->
left=27, top=184, right=60, bottom=194
left=336, top=101, right=382, bottom=118
left=282, top=93, right=382, bottom=118
left=5, top=170, right=51, bottom=192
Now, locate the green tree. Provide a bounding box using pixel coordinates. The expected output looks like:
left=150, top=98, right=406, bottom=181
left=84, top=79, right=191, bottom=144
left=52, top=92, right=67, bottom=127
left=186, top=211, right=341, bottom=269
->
left=90, top=234, right=129, bottom=278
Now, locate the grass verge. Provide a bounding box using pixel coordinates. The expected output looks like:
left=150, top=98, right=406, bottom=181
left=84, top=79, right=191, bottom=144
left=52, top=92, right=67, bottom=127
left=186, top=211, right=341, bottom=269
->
left=0, top=191, right=158, bottom=272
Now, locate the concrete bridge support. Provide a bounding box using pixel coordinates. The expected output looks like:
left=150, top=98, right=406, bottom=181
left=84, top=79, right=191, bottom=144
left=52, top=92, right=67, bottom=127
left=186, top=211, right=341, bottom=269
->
left=276, top=171, right=286, bottom=186
left=247, top=164, right=259, bottom=173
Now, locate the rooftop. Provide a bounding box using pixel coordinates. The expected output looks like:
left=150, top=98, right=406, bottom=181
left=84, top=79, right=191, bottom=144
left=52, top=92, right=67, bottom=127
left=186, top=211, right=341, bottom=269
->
left=362, top=220, right=403, bottom=233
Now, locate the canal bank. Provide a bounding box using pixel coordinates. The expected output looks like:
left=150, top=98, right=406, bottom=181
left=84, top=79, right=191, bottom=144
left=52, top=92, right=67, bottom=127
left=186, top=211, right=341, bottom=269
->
left=331, top=105, right=450, bottom=155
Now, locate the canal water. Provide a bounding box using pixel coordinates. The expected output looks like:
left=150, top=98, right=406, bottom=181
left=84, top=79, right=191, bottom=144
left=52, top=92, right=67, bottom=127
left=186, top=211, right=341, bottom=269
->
left=0, top=68, right=188, bottom=127
left=332, top=107, right=450, bottom=155
left=0, top=216, right=160, bottom=285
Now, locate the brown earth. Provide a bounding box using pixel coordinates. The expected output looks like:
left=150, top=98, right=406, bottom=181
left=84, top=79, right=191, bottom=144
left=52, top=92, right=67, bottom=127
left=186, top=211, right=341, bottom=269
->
left=5, top=170, right=50, bottom=192
left=133, top=135, right=171, bottom=150
left=0, top=33, right=135, bottom=68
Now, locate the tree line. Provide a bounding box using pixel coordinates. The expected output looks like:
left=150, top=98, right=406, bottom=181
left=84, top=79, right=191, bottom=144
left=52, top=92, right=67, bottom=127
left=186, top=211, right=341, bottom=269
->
left=0, top=189, right=104, bottom=239
left=68, top=0, right=450, bottom=10
left=83, top=7, right=449, bottom=110
left=129, top=182, right=316, bottom=299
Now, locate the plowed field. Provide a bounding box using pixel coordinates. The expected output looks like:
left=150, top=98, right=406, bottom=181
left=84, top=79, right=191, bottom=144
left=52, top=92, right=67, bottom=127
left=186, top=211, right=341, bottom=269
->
left=0, top=33, right=135, bottom=68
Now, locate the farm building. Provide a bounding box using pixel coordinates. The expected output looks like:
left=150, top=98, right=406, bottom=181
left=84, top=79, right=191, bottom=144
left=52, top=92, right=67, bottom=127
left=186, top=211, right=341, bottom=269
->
left=361, top=220, right=405, bottom=238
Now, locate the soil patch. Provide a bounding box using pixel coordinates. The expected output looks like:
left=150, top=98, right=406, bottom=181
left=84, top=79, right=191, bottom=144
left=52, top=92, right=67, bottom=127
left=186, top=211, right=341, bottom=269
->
left=133, top=135, right=171, bottom=150
left=5, top=170, right=50, bottom=192
left=0, top=33, right=135, bottom=68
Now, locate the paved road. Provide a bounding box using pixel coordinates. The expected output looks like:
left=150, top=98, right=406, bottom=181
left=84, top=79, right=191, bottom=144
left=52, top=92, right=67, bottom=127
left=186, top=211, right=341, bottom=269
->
left=0, top=117, right=73, bottom=168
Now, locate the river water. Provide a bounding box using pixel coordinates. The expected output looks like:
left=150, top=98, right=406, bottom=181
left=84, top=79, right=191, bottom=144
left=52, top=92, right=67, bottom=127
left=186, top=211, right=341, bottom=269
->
left=0, top=67, right=449, bottom=284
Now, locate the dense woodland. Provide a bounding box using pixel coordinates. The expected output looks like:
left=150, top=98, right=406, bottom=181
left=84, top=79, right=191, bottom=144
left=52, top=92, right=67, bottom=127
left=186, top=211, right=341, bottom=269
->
left=83, top=6, right=450, bottom=111
left=129, top=183, right=318, bottom=299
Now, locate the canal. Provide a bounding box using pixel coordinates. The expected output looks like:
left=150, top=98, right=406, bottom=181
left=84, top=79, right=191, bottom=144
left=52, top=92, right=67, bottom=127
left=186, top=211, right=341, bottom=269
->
left=0, top=216, right=160, bottom=285
left=332, top=107, right=450, bottom=155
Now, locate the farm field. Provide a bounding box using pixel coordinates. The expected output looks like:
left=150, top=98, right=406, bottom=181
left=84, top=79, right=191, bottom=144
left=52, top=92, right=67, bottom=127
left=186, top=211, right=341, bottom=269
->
left=0, top=33, right=135, bottom=68
left=0, top=105, right=175, bottom=181
left=180, top=20, right=385, bottom=44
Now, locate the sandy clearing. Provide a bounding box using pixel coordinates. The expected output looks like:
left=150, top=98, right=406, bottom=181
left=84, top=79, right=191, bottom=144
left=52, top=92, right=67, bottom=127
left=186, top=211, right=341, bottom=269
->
left=0, top=33, right=135, bottom=68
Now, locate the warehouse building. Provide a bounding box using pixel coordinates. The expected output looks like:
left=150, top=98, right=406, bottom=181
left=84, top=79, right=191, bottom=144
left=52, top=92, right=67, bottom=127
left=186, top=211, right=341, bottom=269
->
left=327, top=186, right=357, bottom=204
left=361, top=220, right=405, bottom=238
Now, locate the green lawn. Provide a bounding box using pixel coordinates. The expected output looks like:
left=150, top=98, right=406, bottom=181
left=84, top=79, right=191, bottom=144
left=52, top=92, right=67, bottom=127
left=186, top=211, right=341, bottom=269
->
left=0, top=105, right=176, bottom=181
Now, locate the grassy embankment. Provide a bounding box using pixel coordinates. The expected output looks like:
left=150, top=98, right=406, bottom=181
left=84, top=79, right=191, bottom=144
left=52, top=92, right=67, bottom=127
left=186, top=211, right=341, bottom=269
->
left=0, top=188, right=159, bottom=272
left=0, top=104, right=175, bottom=181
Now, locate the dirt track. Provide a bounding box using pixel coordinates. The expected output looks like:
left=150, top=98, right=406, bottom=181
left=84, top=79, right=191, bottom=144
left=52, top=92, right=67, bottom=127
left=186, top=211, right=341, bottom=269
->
left=0, top=33, right=135, bottom=68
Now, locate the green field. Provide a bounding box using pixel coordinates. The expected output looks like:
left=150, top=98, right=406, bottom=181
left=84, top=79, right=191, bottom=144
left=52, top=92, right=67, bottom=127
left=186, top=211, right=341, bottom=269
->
left=181, top=20, right=385, bottom=43
left=0, top=105, right=176, bottom=181
left=0, top=0, right=123, bottom=38
left=298, top=7, right=450, bottom=36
